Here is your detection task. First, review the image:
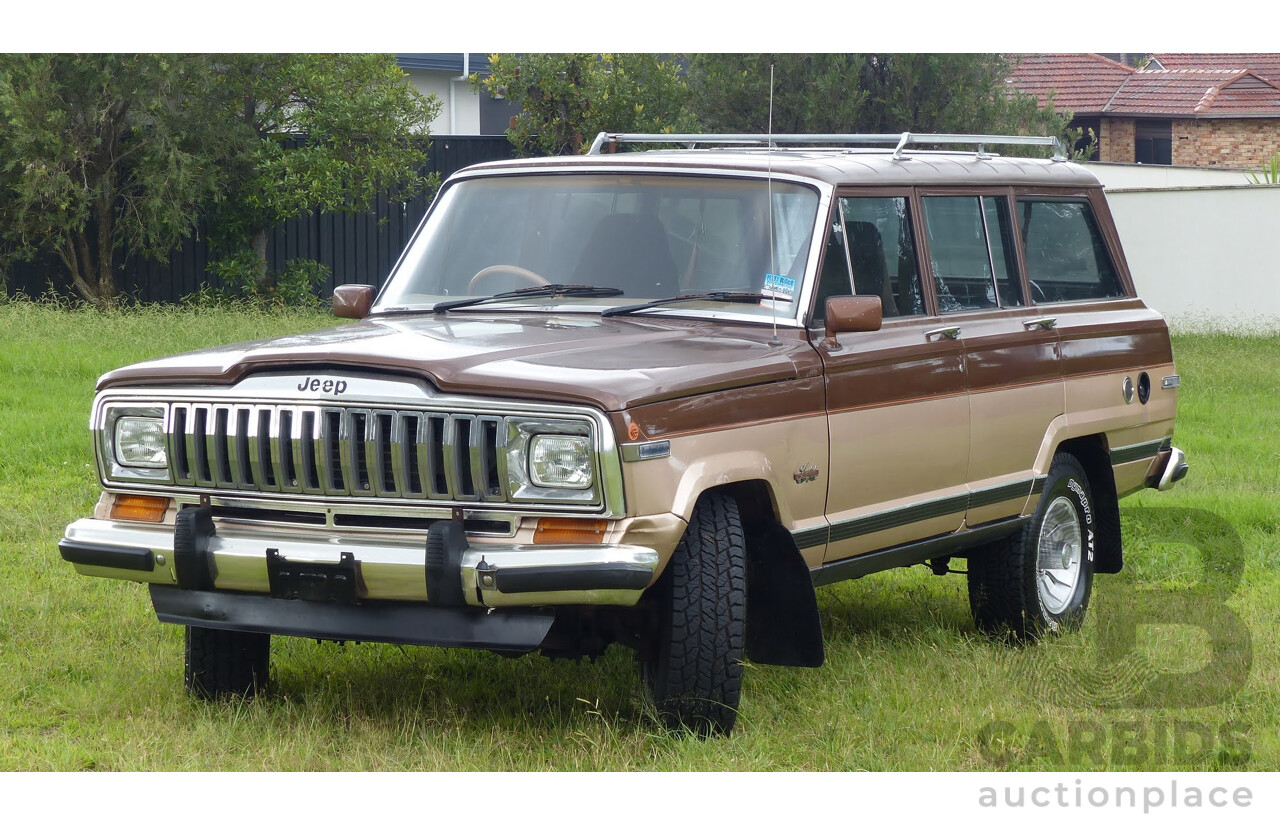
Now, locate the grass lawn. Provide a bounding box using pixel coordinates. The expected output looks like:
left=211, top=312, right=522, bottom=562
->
left=1, top=298, right=1277, bottom=771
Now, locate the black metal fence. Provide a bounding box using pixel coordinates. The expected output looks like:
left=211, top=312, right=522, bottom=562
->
left=1, top=135, right=515, bottom=303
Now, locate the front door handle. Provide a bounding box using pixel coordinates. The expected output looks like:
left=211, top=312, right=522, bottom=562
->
left=925, top=326, right=962, bottom=340
left=1023, top=317, right=1058, bottom=330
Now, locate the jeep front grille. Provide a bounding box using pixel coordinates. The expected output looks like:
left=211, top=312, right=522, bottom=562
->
left=168, top=404, right=508, bottom=502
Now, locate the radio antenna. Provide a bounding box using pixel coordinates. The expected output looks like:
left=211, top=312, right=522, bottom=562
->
left=766, top=63, right=781, bottom=347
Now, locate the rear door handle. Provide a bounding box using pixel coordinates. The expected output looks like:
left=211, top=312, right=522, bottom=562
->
left=1023, top=317, right=1058, bottom=330
left=925, top=326, right=962, bottom=340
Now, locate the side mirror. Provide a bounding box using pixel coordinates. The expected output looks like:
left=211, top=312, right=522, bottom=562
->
left=822, top=296, right=882, bottom=349
left=332, top=284, right=374, bottom=320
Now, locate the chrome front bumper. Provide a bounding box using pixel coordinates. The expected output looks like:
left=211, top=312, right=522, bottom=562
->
left=60, top=517, right=663, bottom=608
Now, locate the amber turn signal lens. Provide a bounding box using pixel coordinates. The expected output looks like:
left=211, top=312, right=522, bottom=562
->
left=533, top=518, right=608, bottom=545
left=109, top=494, right=171, bottom=523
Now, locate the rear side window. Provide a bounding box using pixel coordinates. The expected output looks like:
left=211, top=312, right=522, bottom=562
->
left=1018, top=200, right=1126, bottom=303
left=922, top=195, right=1022, bottom=312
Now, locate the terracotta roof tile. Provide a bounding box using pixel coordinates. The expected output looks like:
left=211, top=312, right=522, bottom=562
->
left=1007, top=54, right=1280, bottom=117
left=1005, top=53, right=1133, bottom=113
left=1108, top=70, right=1280, bottom=116
left=1151, top=53, right=1280, bottom=83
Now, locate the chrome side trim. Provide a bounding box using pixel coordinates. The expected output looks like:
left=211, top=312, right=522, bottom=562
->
left=795, top=478, right=1043, bottom=551
left=1110, top=438, right=1166, bottom=465
left=620, top=441, right=671, bottom=462
left=812, top=516, right=1030, bottom=587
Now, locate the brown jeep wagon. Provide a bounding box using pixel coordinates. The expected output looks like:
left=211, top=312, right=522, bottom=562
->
left=60, top=132, right=1188, bottom=734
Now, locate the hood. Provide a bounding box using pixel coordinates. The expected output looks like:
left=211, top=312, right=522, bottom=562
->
left=96, top=312, right=823, bottom=411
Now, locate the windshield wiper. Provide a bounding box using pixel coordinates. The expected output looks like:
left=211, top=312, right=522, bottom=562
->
left=600, top=291, right=793, bottom=318
left=432, top=283, right=624, bottom=313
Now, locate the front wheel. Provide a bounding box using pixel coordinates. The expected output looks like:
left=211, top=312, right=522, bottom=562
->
left=641, top=491, right=747, bottom=736
left=969, top=453, right=1096, bottom=641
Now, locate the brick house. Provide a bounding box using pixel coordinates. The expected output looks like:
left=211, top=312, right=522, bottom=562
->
left=1008, top=53, right=1280, bottom=168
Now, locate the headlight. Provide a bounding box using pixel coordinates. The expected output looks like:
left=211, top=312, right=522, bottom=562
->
left=504, top=417, right=599, bottom=505
left=529, top=434, right=593, bottom=489
left=114, top=416, right=168, bottom=468
left=99, top=403, right=170, bottom=482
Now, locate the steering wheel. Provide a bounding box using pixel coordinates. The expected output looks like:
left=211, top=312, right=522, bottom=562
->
left=1029, top=279, right=1048, bottom=304
left=467, top=264, right=549, bottom=295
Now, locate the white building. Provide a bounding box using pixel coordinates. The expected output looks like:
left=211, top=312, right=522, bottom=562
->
left=397, top=53, right=518, bottom=136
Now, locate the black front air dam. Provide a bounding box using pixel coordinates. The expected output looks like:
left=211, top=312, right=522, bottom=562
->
left=150, top=585, right=555, bottom=653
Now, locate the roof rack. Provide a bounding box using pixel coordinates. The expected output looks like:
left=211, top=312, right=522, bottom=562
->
left=587, top=131, right=1067, bottom=161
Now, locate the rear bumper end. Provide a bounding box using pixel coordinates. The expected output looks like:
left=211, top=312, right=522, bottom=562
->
left=1146, top=445, right=1190, bottom=491
left=59, top=514, right=665, bottom=609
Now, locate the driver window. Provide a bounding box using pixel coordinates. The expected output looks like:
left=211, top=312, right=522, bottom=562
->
left=836, top=196, right=924, bottom=318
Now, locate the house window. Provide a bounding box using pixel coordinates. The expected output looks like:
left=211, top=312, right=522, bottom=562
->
left=1135, top=120, right=1172, bottom=165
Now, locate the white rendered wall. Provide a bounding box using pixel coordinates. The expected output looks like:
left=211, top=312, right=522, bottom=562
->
left=1087, top=164, right=1280, bottom=332
left=404, top=68, right=480, bottom=135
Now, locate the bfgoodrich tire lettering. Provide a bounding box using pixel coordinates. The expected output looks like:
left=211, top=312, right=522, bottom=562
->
left=642, top=491, right=747, bottom=736
left=969, top=453, right=1095, bottom=641
left=184, top=625, right=270, bottom=700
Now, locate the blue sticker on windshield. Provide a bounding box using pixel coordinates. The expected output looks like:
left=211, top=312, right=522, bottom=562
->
left=761, top=273, right=796, bottom=302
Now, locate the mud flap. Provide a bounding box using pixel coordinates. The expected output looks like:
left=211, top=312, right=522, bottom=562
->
left=745, top=521, right=825, bottom=667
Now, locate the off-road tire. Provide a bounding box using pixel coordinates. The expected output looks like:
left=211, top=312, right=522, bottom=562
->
left=969, top=452, right=1096, bottom=642
left=184, top=625, right=270, bottom=700
left=642, top=491, right=747, bottom=736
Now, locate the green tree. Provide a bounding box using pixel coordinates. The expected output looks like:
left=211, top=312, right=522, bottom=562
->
left=0, top=54, right=238, bottom=307
left=212, top=54, right=441, bottom=288
left=688, top=54, right=1075, bottom=150
left=476, top=53, right=697, bottom=156
left=688, top=54, right=869, bottom=133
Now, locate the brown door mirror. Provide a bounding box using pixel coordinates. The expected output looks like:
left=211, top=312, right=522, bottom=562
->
left=332, top=284, right=374, bottom=320
left=825, top=295, right=882, bottom=335
left=821, top=296, right=882, bottom=350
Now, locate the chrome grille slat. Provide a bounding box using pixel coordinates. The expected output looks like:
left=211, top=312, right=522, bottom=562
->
left=227, top=407, right=247, bottom=488
left=159, top=402, right=529, bottom=505
left=290, top=408, right=311, bottom=493
left=389, top=413, right=417, bottom=499
left=277, top=408, right=297, bottom=492
left=244, top=407, right=262, bottom=489
left=316, top=411, right=338, bottom=494
left=209, top=406, right=232, bottom=487
left=363, top=410, right=388, bottom=497
left=422, top=414, right=449, bottom=500
left=186, top=405, right=212, bottom=486
left=477, top=415, right=506, bottom=502
left=338, top=410, right=364, bottom=496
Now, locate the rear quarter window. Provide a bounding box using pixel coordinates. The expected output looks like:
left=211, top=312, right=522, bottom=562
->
left=1018, top=199, right=1126, bottom=303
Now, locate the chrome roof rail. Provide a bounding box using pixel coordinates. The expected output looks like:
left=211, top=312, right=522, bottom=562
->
left=587, top=131, right=1067, bottom=161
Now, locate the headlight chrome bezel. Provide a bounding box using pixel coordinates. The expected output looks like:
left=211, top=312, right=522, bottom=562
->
left=101, top=404, right=170, bottom=482
left=504, top=417, right=599, bottom=505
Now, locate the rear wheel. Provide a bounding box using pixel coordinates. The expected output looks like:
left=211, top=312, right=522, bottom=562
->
left=969, top=453, right=1096, bottom=641
left=184, top=625, right=270, bottom=700
left=642, top=491, right=747, bottom=736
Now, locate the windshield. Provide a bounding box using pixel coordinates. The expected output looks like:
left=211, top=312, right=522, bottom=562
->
left=375, top=173, right=821, bottom=319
